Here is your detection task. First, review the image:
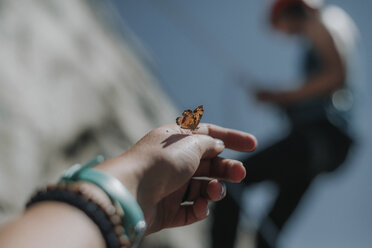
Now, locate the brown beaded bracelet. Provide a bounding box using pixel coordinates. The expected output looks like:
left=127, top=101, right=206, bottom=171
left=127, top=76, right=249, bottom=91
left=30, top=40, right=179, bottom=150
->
left=26, top=183, right=132, bottom=248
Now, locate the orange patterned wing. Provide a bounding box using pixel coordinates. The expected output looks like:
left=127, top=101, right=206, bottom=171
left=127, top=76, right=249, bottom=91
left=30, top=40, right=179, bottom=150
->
left=176, top=105, right=203, bottom=130
left=193, top=105, right=203, bottom=125
left=176, top=109, right=191, bottom=126
left=182, top=109, right=193, bottom=116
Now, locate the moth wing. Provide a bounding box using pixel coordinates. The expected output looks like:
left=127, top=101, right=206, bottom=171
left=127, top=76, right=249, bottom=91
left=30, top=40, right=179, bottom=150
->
left=180, top=114, right=196, bottom=129
left=193, top=105, right=204, bottom=126
left=182, top=109, right=193, bottom=116
left=176, top=116, right=183, bottom=125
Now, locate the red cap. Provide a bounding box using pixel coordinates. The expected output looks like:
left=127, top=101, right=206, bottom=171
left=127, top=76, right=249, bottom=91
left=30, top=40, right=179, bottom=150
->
left=270, top=0, right=322, bottom=27
left=270, top=0, right=301, bottom=27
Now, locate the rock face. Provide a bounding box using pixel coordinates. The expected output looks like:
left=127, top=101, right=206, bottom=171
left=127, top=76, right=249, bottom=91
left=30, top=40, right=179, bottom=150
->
left=0, top=0, right=176, bottom=223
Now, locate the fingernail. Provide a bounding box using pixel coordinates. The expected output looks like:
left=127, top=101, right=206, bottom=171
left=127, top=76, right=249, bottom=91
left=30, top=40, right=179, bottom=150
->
left=215, top=139, right=225, bottom=150
left=232, top=160, right=244, bottom=168
left=205, top=207, right=210, bottom=216
left=219, top=182, right=227, bottom=200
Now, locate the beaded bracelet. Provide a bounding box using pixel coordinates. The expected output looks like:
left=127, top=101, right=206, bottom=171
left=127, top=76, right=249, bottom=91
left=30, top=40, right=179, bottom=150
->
left=60, top=156, right=146, bottom=246
left=27, top=183, right=130, bottom=248
left=26, top=156, right=146, bottom=248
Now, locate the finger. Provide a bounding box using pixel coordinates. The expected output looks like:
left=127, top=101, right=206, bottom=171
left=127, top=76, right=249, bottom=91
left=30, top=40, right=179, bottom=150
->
left=190, top=134, right=226, bottom=159
left=171, top=198, right=209, bottom=227
left=183, top=179, right=227, bottom=202
left=194, top=157, right=246, bottom=182
left=182, top=179, right=202, bottom=202
left=194, top=123, right=257, bottom=152
left=206, top=180, right=227, bottom=202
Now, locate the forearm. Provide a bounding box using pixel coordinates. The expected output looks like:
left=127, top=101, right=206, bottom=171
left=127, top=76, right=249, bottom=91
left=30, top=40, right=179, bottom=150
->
left=298, top=73, right=344, bottom=98
left=279, top=72, right=344, bottom=106
left=0, top=202, right=105, bottom=248
left=0, top=156, right=144, bottom=248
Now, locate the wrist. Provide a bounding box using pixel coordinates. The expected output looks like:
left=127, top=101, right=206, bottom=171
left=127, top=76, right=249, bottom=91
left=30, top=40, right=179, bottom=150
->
left=95, top=153, right=156, bottom=224
left=95, top=154, right=143, bottom=202
left=59, top=156, right=147, bottom=245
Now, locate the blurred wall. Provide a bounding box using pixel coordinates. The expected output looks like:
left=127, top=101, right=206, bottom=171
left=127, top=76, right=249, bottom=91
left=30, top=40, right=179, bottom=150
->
left=0, top=0, right=177, bottom=223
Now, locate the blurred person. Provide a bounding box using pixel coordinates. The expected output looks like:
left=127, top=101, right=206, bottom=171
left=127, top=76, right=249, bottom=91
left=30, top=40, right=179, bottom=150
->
left=211, top=0, right=361, bottom=247
left=0, top=123, right=257, bottom=248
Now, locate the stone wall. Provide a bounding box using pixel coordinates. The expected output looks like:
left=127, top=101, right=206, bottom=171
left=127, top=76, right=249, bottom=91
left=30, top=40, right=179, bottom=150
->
left=0, top=0, right=176, bottom=223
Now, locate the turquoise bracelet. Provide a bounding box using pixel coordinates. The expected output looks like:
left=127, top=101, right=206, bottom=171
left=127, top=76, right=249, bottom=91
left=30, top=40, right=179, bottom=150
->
left=60, top=156, right=146, bottom=247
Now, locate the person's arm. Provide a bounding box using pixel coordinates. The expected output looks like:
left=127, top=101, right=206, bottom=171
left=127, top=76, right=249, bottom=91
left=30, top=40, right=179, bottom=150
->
left=257, top=19, right=346, bottom=106
left=0, top=201, right=106, bottom=248
left=0, top=123, right=257, bottom=247
left=291, top=20, right=346, bottom=99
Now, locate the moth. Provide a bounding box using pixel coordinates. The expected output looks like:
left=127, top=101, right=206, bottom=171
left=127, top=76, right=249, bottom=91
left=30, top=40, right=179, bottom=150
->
left=176, top=105, right=204, bottom=130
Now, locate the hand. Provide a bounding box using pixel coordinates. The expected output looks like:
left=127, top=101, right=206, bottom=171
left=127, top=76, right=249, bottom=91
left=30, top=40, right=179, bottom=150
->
left=98, top=123, right=257, bottom=234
